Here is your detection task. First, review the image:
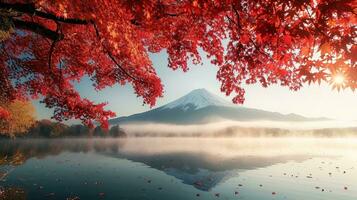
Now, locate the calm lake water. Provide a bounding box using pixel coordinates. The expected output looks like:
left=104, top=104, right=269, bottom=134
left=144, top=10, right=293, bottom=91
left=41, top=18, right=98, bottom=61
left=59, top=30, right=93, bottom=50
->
left=0, top=137, right=357, bottom=199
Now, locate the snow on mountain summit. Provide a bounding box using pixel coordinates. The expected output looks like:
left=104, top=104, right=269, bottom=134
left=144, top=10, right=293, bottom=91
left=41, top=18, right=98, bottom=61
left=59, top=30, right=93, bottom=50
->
left=109, top=88, right=315, bottom=125
left=162, top=88, right=232, bottom=111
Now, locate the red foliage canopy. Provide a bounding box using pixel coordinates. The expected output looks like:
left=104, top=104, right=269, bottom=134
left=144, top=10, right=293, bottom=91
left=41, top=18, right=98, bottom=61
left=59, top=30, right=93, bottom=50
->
left=0, top=106, right=10, bottom=119
left=0, top=0, right=356, bottom=127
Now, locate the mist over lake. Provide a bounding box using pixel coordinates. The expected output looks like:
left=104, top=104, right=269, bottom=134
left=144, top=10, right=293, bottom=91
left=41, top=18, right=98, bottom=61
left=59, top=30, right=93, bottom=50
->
left=1, top=89, right=357, bottom=200
left=1, top=138, right=357, bottom=200
left=120, top=120, right=357, bottom=137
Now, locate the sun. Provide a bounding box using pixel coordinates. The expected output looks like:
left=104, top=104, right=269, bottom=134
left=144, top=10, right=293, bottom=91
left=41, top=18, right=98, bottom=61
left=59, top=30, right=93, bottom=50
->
left=333, top=74, right=345, bottom=85
left=330, top=70, right=348, bottom=91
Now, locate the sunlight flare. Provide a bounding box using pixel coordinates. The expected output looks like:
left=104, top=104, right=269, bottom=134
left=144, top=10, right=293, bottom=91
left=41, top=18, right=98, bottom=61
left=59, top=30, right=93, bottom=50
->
left=333, top=73, right=346, bottom=85
left=330, top=70, right=348, bottom=91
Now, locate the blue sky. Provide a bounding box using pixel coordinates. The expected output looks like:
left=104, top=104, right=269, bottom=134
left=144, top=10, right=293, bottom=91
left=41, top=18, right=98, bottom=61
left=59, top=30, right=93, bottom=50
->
left=34, top=51, right=357, bottom=121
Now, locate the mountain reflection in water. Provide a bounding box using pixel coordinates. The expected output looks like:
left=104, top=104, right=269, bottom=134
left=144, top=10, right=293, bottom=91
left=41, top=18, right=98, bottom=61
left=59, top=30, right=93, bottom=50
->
left=1, top=138, right=357, bottom=200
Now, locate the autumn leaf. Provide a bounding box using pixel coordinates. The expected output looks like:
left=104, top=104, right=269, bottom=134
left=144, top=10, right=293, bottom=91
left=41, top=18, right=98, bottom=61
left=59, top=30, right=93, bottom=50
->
left=240, top=34, right=250, bottom=44
left=315, top=70, right=328, bottom=85
left=300, top=46, right=310, bottom=56
left=283, top=34, right=292, bottom=45
left=320, top=42, right=331, bottom=56
left=0, top=0, right=355, bottom=126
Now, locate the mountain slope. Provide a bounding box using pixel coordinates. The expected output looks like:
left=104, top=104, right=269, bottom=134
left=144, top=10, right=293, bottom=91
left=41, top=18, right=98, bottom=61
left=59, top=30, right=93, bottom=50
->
left=109, top=88, right=323, bottom=125
left=162, top=88, right=231, bottom=110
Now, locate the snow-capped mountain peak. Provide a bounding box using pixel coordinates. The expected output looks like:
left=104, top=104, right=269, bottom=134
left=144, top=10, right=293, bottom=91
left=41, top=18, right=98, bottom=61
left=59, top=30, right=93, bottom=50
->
left=109, top=88, right=315, bottom=125
left=162, top=88, right=232, bottom=111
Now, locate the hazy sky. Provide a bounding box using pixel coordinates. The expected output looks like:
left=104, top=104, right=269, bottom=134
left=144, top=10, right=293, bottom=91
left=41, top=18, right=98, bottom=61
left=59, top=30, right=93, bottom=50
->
left=35, top=51, right=357, bottom=121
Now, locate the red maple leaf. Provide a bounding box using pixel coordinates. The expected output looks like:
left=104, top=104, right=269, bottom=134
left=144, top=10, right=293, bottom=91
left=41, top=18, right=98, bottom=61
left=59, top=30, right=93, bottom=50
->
left=0, top=0, right=355, bottom=126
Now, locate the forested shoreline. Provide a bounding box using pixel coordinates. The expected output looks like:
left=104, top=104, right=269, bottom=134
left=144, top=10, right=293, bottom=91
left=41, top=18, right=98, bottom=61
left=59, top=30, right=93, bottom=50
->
left=0, top=119, right=126, bottom=139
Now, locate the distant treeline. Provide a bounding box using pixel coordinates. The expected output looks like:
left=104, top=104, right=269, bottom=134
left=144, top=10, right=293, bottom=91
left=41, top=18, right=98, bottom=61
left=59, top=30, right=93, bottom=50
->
left=0, top=120, right=126, bottom=139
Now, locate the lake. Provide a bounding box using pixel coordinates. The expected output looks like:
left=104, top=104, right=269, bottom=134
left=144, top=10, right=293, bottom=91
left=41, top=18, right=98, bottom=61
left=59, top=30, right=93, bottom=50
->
left=0, top=137, right=357, bottom=199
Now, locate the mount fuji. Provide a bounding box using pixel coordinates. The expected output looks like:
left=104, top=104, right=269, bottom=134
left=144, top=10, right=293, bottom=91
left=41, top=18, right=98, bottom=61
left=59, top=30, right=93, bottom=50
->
left=109, top=88, right=323, bottom=125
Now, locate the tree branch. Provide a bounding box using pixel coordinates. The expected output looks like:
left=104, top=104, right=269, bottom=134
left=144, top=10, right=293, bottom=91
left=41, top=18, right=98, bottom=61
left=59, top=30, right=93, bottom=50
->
left=91, top=22, right=139, bottom=82
left=229, top=5, right=273, bottom=60
left=12, top=19, right=63, bottom=41
left=4, top=2, right=144, bottom=83
left=48, top=39, right=58, bottom=69
left=0, top=2, right=88, bottom=25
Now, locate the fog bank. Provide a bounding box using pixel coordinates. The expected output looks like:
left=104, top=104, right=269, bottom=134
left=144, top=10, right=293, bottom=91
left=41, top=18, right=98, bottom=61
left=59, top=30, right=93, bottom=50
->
left=121, top=120, right=357, bottom=137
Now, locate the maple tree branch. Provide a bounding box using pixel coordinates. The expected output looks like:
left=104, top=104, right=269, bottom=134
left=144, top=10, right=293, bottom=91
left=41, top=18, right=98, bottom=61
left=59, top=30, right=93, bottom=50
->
left=48, top=39, right=58, bottom=70
left=91, top=22, right=140, bottom=82
left=229, top=5, right=273, bottom=61
left=105, top=51, right=138, bottom=81
left=232, top=6, right=243, bottom=30
left=12, top=19, right=63, bottom=41
left=0, top=2, right=88, bottom=25
left=304, top=6, right=330, bottom=40
left=91, top=21, right=101, bottom=37
left=164, top=12, right=186, bottom=17
left=2, top=2, right=179, bottom=27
